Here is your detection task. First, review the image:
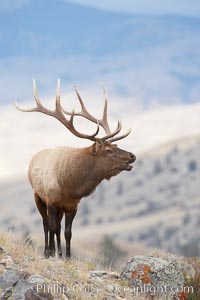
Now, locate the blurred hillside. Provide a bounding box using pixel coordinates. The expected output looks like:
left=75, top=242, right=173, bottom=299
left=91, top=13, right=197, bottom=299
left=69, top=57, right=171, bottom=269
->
left=1, top=133, right=200, bottom=258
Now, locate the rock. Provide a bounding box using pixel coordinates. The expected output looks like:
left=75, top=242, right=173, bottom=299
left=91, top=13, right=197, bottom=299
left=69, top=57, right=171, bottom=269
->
left=28, top=274, right=44, bottom=284
left=25, top=287, right=54, bottom=300
left=0, top=246, right=4, bottom=254
left=89, top=270, right=119, bottom=280
left=120, top=255, right=184, bottom=299
left=0, top=269, right=28, bottom=299
left=0, top=256, right=15, bottom=267
left=0, top=268, right=53, bottom=300
left=0, top=265, right=4, bottom=275
left=89, top=270, right=107, bottom=277
left=108, top=272, right=119, bottom=279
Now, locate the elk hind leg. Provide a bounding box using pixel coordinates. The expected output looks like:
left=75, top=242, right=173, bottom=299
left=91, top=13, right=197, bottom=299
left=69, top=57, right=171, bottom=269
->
left=65, top=210, right=77, bottom=258
left=47, top=205, right=59, bottom=257
left=34, top=193, right=49, bottom=258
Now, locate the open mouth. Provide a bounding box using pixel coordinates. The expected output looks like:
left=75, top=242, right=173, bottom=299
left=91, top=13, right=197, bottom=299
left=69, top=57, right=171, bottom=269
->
left=123, top=157, right=136, bottom=171
left=124, top=163, right=133, bottom=171
left=118, top=156, right=136, bottom=172
left=120, top=161, right=134, bottom=171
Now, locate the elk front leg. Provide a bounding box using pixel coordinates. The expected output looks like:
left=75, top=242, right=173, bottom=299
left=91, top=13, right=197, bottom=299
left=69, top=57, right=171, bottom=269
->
left=34, top=193, right=49, bottom=258
left=65, top=210, right=77, bottom=258
left=56, top=209, right=64, bottom=257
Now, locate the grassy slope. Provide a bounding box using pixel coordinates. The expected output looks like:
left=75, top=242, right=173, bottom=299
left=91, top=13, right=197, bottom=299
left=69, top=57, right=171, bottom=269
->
left=0, top=231, right=199, bottom=299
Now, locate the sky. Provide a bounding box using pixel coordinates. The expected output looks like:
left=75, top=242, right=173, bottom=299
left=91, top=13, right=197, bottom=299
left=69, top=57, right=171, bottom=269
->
left=0, top=0, right=200, bottom=106
left=1, top=0, right=200, bottom=16
left=1, top=0, right=200, bottom=178
left=63, top=0, right=200, bottom=17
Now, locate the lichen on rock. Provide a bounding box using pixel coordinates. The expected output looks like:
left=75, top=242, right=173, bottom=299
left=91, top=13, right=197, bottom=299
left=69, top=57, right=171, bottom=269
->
left=120, top=255, right=184, bottom=298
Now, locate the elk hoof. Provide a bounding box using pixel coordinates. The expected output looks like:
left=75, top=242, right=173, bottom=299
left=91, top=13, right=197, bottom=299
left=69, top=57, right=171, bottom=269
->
left=49, top=249, right=56, bottom=257
left=58, top=249, right=62, bottom=258
left=44, top=248, right=50, bottom=258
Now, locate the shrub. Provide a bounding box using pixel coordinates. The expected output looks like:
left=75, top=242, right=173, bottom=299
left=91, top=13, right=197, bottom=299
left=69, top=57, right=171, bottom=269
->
left=188, top=161, right=198, bottom=172
left=184, top=258, right=200, bottom=300
left=98, top=235, right=126, bottom=268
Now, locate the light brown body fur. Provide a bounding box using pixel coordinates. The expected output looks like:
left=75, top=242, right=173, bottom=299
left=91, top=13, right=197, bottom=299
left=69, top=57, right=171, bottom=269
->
left=29, top=146, right=102, bottom=211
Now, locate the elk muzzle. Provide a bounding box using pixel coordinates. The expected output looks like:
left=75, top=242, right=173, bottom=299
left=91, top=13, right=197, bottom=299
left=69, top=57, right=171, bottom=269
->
left=121, top=152, right=136, bottom=171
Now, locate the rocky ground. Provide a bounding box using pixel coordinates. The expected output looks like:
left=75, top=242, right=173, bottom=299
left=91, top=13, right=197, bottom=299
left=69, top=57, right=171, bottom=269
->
left=0, top=231, right=199, bottom=300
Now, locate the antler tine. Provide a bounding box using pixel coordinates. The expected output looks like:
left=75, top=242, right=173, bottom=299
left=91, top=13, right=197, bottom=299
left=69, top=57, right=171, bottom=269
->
left=53, top=81, right=100, bottom=141
left=108, top=128, right=132, bottom=143
left=101, top=120, right=122, bottom=142
left=75, top=87, right=88, bottom=115
left=14, top=101, right=34, bottom=112
left=68, top=109, right=100, bottom=139
left=101, top=82, right=110, bottom=134
left=63, top=87, right=97, bottom=121
left=14, top=79, right=44, bottom=113
left=33, top=79, right=43, bottom=108
left=56, top=78, right=61, bottom=110
left=63, top=86, right=111, bottom=134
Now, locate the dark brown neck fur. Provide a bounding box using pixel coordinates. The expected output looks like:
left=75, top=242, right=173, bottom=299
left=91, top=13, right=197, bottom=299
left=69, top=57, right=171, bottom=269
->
left=60, top=147, right=106, bottom=199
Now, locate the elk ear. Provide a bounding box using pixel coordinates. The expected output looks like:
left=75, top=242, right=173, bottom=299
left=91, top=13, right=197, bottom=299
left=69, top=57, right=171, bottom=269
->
left=90, top=142, right=101, bottom=156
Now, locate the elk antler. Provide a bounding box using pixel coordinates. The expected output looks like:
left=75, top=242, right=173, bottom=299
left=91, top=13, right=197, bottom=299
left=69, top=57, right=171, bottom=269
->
left=63, top=83, right=131, bottom=143
left=14, top=79, right=100, bottom=142
left=63, top=83, right=111, bottom=134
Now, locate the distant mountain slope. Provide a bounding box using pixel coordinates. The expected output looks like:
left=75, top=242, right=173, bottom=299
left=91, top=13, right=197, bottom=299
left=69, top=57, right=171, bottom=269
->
left=1, top=134, right=200, bottom=257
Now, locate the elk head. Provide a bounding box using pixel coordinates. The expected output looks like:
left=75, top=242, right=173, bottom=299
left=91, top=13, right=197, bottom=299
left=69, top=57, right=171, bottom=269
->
left=89, top=141, right=136, bottom=179
left=14, top=79, right=136, bottom=179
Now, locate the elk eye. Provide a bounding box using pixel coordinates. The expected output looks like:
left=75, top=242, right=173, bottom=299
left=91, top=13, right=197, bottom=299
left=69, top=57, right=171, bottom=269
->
left=105, top=148, right=113, bottom=155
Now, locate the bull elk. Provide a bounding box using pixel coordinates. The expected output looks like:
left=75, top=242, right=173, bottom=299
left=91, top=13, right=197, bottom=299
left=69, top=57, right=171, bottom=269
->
left=15, top=79, right=136, bottom=258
